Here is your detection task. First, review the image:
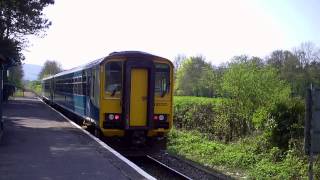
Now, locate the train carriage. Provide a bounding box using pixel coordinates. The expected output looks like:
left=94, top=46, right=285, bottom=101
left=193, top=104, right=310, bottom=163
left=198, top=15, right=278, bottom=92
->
left=42, top=51, right=173, bottom=144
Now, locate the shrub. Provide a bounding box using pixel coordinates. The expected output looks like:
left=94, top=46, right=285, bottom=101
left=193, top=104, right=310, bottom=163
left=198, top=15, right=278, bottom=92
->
left=28, top=80, right=42, bottom=95
left=173, top=96, right=222, bottom=138
left=267, top=98, right=305, bottom=150
left=214, top=100, right=251, bottom=141
left=222, top=59, right=291, bottom=131
left=249, top=150, right=307, bottom=179
left=174, top=96, right=258, bottom=141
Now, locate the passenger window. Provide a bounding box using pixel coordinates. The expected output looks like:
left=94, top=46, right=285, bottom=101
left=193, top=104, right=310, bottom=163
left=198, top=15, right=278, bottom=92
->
left=105, top=61, right=122, bottom=96
left=155, top=63, right=170, bottom=97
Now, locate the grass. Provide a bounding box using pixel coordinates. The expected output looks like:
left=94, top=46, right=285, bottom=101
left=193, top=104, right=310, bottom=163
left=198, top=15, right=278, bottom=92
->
left=32, top=85, right=42, bottom=95
left=28, top=83, right=42, bottom=95
left=14, top=90, right=25, bottom=97
left=167, top=128, right=310, bottom=179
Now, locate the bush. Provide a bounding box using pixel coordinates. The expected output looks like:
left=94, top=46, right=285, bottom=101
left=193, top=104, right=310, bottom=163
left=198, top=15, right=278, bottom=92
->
left=174, top=96, right=257, bottom=141
left=267, top=98, right=305, bottom=150
left=173, top=96, right=222, bottom=138
left=173, top=95, right=304, bottom=147
left=222, top=59, right=291, bottom=132
left=214, top=100, right=251, bottom=141
left=28, top=80, right=42, bottom=95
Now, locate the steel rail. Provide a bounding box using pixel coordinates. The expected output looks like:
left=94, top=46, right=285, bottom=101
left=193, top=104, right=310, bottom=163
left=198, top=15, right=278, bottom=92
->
left=146, top=155, right=193, bottom=180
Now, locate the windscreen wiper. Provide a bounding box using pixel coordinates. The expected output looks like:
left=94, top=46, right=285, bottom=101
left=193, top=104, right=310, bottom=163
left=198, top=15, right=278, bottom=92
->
left=111, top=89, right=117, bottom=96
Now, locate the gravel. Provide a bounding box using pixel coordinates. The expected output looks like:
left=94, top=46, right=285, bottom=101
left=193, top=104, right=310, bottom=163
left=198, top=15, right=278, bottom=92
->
left=151, top=152, right=232, bottom=180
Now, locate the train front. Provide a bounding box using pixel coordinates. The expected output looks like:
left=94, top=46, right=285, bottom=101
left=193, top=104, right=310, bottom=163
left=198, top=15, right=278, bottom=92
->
left=98, top=52, right=173, bottom=145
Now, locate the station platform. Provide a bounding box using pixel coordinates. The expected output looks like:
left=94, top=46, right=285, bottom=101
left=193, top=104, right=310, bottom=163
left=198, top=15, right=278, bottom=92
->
left=0, top=92, right=154, bottom=180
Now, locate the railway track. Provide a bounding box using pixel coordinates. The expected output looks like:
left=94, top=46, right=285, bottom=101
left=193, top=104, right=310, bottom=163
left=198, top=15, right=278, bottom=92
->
left=150, top=153, right=231, bottom=180
left=128, top=155, right=192, bottom=180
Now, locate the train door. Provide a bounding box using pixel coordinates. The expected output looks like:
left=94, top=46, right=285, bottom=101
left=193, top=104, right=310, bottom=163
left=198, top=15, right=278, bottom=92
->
left=129, top=68, right=148, bottom=126
left=50, top=78, right=54, bottom=101
left=88, top=67, right=100, bottom=122
left=124, top=60, right=155, bottom=129
left=85, top=70, right=91, bottom=118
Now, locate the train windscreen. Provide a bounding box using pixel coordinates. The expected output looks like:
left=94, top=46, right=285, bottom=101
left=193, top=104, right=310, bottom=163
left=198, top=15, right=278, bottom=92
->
left=155, top=63, right=170, bottom=97
left=105, top=61, right=122, bottom=96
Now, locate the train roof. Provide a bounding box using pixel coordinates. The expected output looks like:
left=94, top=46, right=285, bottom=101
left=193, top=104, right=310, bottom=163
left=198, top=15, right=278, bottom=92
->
left=41, top=57, right=104, bottom=80
left=108, top=51, right=162, bottom=59
left=42, top=51, right=171, bottom=80
left=106, top=51, right=172, bottom=65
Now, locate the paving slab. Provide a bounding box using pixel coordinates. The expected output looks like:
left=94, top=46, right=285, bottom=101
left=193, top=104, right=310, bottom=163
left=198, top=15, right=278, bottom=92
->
left=0, top=93, right=151, bottom=180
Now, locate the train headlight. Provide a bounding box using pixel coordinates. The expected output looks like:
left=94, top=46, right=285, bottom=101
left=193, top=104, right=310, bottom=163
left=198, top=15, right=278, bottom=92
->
left=159, top=115, right=165, bottom=121
left=108, top=114, right=115, bottom=120
left=153, top=114, right=167, bottom=121
left=106, top=113, right=121, bottom=121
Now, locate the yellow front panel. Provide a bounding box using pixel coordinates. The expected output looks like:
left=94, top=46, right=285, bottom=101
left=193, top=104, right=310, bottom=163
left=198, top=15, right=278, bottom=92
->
left=130, top=68, right=148, bottom=127
left=99, top=61, right=124, bottom=136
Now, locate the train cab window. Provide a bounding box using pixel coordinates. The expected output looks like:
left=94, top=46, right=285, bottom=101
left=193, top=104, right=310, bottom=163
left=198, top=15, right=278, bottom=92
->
left=105, top=61, right=122, bottom=97
left=155, top=63, right=170, bottom=97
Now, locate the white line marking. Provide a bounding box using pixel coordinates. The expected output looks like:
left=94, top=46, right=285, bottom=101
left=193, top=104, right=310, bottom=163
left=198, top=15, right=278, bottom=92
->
left=37, top=97, right=156, bottom=180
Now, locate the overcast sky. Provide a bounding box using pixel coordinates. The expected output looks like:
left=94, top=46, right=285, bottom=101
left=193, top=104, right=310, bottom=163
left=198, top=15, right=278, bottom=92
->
left=23, top=0, right=320, bottom=69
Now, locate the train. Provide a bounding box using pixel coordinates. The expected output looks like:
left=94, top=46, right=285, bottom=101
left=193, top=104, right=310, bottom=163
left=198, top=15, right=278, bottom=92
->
left=42, top=51, right=173, bottom=145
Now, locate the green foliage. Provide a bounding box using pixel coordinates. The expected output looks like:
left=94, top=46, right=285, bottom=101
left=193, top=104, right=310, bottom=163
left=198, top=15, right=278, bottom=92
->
left=27, top=80, right=42, bottom=95
left=266, top=98, right=305, bottom=150
left=13, top=89, right=24, bottom=97
left=170, top=43, right=320, bottom=179
left=7, top=65, right=24, bottom=87
left=173, top=96, right=222, bottom=138
left=249, top=150, right=307, bottom=179
left=222, top=58, right=291, bottom=130
left=171, top=96, right=309, bottom=179
left=267, top=44, right=320, bottom=97
left=0, top=0, right=54, bottom=65
left=168, top=129, right=310, bottom=179
left=38, top=60, right=62, bottom=79
left=175, top=56, right=219, bottom=97
left=0, top=38, right=23, bottom=65
left=0, top=0, right=54, bottom=40
left=173, top=95, right=302, bottom=144
left=214, top=99, right=250, bottom=141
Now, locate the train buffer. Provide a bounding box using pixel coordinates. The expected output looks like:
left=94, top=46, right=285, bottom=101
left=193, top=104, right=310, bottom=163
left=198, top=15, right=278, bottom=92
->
left=0, top=92, right=154, bottom=180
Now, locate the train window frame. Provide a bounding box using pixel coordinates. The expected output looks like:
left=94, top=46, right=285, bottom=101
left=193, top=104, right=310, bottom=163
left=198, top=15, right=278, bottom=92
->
left=104, top=60, right=123, bottom=99
left=155, top=63, right=170, bottom=97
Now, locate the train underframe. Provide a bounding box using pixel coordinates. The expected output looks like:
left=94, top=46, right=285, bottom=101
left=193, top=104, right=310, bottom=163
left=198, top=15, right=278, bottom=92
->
left=87, top=120, right=168, bottom=152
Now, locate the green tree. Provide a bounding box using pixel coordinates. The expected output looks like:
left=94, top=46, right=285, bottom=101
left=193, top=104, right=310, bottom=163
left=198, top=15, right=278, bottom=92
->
left=38, top=60, right=62, bottom=79
left=266, top=45, right=320, bottom=97
left=175, top=56, right=217, bottom=97
left=0, top=0, right=54, bottom=40
left=222, top=57, right=291, bottom=131
left=0, top=38, right=23, bottom=65
left=7, top=65, right=23, bottom=87
left=293, top=42, right=320, bottom=94
left=266, top=50, right=302, bottom=95
left=173, top=54, right=187, bottom=83
left=0, top=0, right=54, bottom=64
left=199, top=65, right=216, bottom=97
left=28, top=80, right=42, bottom=94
